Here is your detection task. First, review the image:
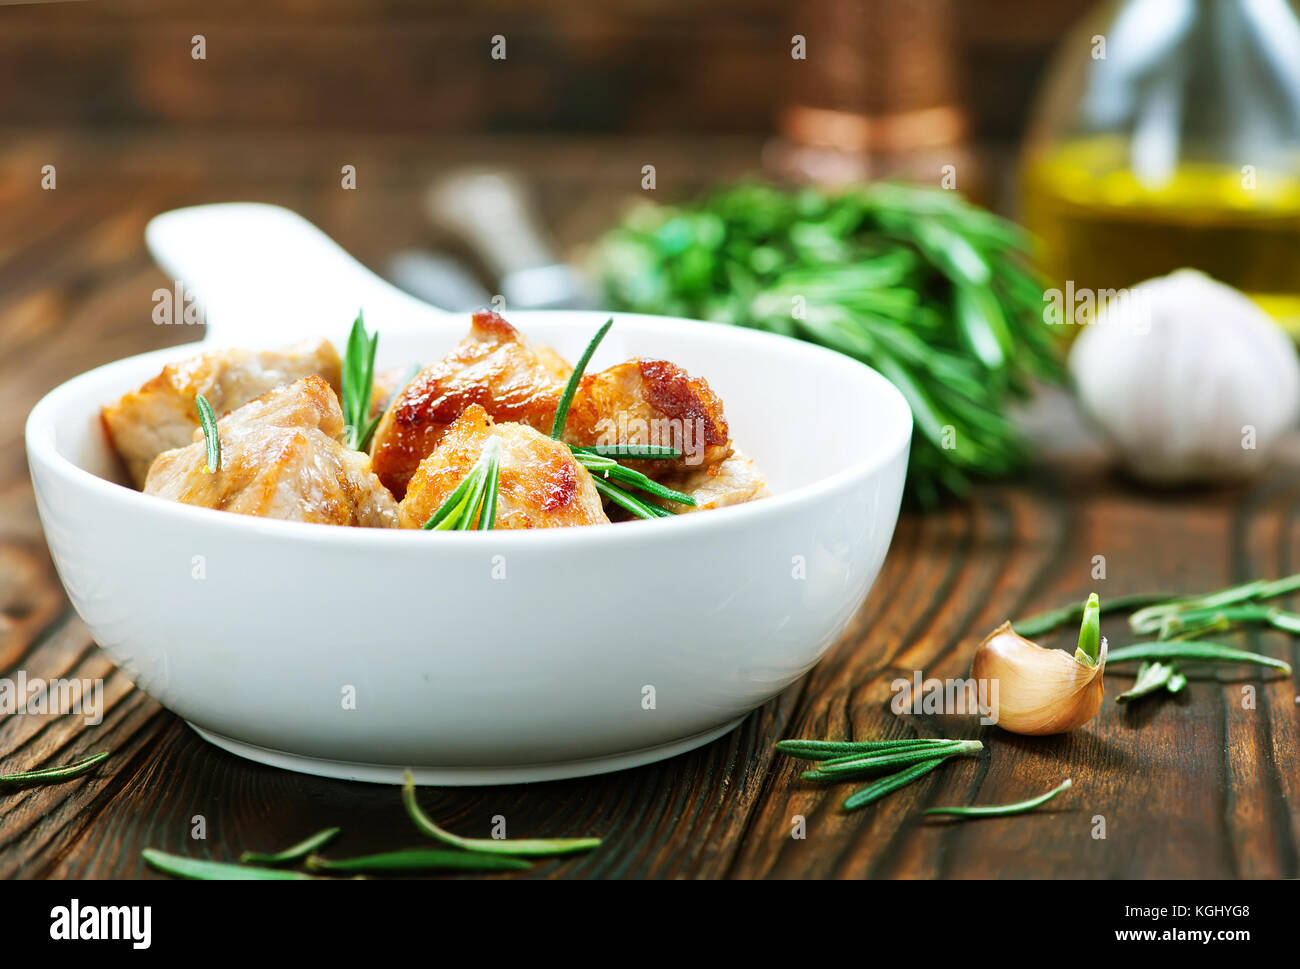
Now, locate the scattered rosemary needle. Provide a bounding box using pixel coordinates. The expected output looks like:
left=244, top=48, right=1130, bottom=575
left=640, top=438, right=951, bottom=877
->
left=401, top=772, right=601, bottom=856
left=143, top=849, right=317, bottom=880
left=580, top=443, right=682, bottom=459
left=925, top=778, right=1073, bottom=818
left=575, top=451, right=696, bottom=509
left=239, top=827, right=341, bottom=866
left=0, top=751, right=108, bottom=790
left=195, top=394, right=220, bottom=473
left=304, top=849, right=531, bottom=874
left=775, top=737, right=959, bottom=760
left=1013, top=592, right=1170, bottom=637
left=1116, top=661, right=1178, bottom=704
left=1016, top=573, right=1300, bottom=638
left=550, top=317, right=613, bottom=440
left=342, top=309, right=381, bottom=452
left=842, top=758, right=949, bottom=812
left=802, top=740, right=982, bottom=781
left=1107, top=641, right=1292, bottom=675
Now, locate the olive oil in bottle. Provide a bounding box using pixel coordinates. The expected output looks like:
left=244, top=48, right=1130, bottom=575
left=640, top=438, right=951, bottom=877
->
left=1023, top=136, right=1300, bottom=333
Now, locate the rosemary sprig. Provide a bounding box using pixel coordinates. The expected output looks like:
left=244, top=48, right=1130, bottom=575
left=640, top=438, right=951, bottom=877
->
left=572, top=449, right=696, bottom=507
left=801, top=740, right=982, bottom=781
left=342, top=309, right=381, bottom=452
left=591, top=476, right=672, bottom=519
left=1107, top=641, right=1292, bottom=675
left=0, top=751, right=108, bottom=790
left=143, top=849, right=318, bottom=880
left=581, top=443, right=682, bottom=459
left=305, top=850, right=531, bottom=874
left=421, top=437, right=501, bottom=530
left=775, top=737, right=961, bottom=760
left=195, top=394, right=220, bottom=473
left=550, top=317, right=613, bottom=440
left=591, top=181, right=1065, bottom=504
left=239, top=827, right=340, bottom=866
left=842, top=757, right=949, bottom=812
left=924, top=778, right=1073, bottom=818
left=1128, top=573, right=1300, bottom=633
left=402, top=772, right=601, bottom=856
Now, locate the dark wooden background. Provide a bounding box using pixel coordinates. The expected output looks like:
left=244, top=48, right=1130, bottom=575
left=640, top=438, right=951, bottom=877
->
left=0, top=0, right=1088, bottom=138
left=2, top=2, right=1298, bottom=880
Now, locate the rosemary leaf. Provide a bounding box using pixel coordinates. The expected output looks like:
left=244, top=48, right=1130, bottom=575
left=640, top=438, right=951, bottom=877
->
left=195, top=394, right=220, bottom=473
left=925, top=778, right=1073, bottom=818
left=1115, top=662, right=1176, bottom=704
left=1107, top=641, right=1292, bottom=675
left=842, top=757, right=948, bottom=812
left=577, top=443, right=682, bottom=459
left=1013, top=592, right=1170, bottom=638
left=479, top=447, right=500, bottom=531
left=239, top=827, right=341, bottom=866
left=143, top=849, right=317, bottom=880
left=813, top=740, right=969, bottom=767
left=305, top=850, right=531, bottom=873
left=401, top=773, right=600, bottom=856
left=802, top=740, right=981, bottom=781
left=774, top=737, right=959, bottom=760
left=576, top=452, right=696, bottom=506
left=1127, top=572, right=1300, bottom=633
left=550, top=318, right=613, bottom=440
left=591, top=475, right=669, bottom=520
left=0, top=751, right=108, bottom=790
left=342, top=310, right=381, bottom=452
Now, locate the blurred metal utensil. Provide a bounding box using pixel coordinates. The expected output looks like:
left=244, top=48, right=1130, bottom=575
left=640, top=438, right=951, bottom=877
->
left=426, top=169, right=596, bottom=310
left=385, top=249, right=492, bottom=312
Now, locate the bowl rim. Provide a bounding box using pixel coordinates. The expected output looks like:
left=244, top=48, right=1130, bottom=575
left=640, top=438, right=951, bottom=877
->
left=25, top=311, right=913, bottom=548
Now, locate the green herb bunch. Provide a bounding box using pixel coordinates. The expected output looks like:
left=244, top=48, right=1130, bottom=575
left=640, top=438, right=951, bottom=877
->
left=591, top=181, right=1064, bottom=505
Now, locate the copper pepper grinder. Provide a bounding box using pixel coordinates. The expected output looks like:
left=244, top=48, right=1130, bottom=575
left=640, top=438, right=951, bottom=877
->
left=767, top=0, right=972, bottom=189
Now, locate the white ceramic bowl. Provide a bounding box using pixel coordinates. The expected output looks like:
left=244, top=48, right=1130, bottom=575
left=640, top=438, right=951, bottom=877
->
left=24, top=207, right=911, bottom=785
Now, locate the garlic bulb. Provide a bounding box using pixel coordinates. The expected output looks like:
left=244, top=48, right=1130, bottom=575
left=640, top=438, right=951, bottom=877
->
left=970, top=621, right=1106, bottom=736
left=1069, top=269, right=1300, bottom=484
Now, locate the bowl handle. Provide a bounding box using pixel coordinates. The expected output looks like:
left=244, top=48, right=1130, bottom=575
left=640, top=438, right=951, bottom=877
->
left=145, top=203, right=455, bottom=347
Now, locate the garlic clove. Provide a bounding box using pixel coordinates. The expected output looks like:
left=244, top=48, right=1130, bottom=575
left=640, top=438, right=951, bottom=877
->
left=971, top=621, right=1107, bottom=736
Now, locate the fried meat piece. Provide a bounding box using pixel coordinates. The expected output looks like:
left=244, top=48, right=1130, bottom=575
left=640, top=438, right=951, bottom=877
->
left=562, top=359, right=731, bottom=475
left=143, top=376, right=398, bottom=528
left=371, top=310, right=570, bottom=498
left=103, top=339, right=342, bottom=487
left=398, top=404, right=608, bottom=530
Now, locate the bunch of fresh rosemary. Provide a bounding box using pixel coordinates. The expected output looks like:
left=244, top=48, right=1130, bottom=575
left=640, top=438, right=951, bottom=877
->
left=591, top=182, right=1063, bottom=505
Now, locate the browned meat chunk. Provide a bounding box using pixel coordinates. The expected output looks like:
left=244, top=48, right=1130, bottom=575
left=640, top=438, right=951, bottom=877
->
left=103, top=339, right=341, bottom=487
left=562, top=359, right=731, bottom=476
left=144, top=376, right=397, bottom=528
left=398, top=404, right=607, bottom=529
left=371, top=310, right=570, bottom=498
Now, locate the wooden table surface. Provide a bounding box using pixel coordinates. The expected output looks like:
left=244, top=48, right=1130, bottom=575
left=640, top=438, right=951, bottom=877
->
left=2, top=133, right=1298, bottom=879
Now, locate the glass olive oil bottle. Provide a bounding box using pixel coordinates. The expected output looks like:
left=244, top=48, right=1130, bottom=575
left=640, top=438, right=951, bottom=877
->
left=1022, top=0, right=1300, bottom=335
